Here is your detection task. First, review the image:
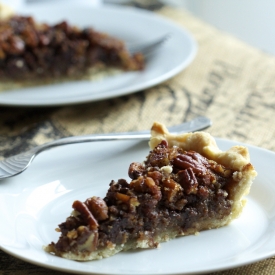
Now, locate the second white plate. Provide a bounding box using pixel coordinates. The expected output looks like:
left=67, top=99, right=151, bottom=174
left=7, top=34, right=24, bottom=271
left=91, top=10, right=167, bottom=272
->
left=0, top=2, right=197, bottom=106
left=1, top=138, right=275, bottom=274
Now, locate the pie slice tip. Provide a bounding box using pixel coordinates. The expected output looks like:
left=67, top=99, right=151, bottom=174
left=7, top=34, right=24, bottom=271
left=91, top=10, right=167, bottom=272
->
left=44, top=121, right=257, bottom=261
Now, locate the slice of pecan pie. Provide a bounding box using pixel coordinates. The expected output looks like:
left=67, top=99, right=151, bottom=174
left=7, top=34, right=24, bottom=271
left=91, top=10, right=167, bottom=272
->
left=0, top=15, right=144, bottom=81
left=44, top=122, right=257, bottom=261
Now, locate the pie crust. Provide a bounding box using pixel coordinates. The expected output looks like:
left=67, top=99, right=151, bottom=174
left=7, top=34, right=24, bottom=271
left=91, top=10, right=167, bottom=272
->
left=44, top=122, right=257, bottom=261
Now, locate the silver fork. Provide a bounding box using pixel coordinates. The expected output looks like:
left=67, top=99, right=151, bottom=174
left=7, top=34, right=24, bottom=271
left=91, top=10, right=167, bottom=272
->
left=127, top=34, right=170, bottom=56
left=0, top=117, right=211, bottom=180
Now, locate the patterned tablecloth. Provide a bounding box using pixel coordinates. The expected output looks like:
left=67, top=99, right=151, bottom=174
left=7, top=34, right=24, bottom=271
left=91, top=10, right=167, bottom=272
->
left=1, top=1, right=275, bottom=274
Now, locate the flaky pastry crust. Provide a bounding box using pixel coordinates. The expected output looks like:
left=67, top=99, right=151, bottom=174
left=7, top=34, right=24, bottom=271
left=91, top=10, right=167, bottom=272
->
left=150, top=122, right=257, bottom=216
left=150, top=122, right=251, bottom=171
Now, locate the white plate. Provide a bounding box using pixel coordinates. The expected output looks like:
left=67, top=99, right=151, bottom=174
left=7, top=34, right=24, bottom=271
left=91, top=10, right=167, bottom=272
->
left=0, top=2, right=197, bottom=106
left=1, top=138, right=275, bottom=274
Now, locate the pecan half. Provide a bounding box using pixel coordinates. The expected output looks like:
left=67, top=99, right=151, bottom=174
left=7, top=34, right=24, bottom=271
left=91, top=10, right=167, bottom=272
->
left=178, top=168, right=198, bottom=194
left=85, top=196, right=108, bottom=221
left=173, top=152, right=208, bottom=175
left=72, top=200, right=98, bottom=230
left=147, top=170, right=162, bottom=185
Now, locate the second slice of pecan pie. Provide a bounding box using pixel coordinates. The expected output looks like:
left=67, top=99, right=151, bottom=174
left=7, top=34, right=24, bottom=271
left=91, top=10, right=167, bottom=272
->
left=44, top=122, right=257, bottom=261
left=0, top=15, right=144, bottom=81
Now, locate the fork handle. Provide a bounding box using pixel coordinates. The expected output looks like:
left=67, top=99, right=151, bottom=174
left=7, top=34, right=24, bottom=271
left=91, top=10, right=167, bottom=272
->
left=34, top=117, right=211, bottom=154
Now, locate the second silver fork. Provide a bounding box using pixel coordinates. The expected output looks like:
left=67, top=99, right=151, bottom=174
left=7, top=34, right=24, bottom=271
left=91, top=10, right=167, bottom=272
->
left=127, top=34, right=170, bottom=56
